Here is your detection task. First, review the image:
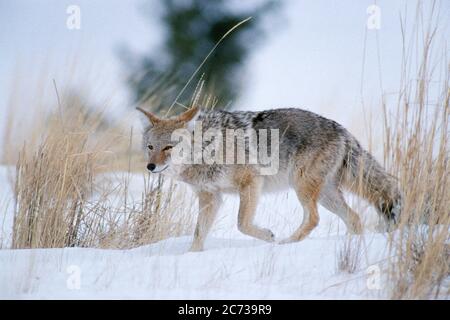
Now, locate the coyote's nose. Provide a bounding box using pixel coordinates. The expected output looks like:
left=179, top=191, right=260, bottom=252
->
left=147, top=163, right=156, bottom=172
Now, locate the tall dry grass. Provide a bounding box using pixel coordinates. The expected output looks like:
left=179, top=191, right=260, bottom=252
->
left=334, top=1, right=448, bottom=299
left=380, top=2, right=449, bottom=299
left=8, top=91, right=195, bottom=249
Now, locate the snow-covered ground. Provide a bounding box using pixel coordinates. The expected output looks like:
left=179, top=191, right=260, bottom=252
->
left=0, top=166, right=393, bottom=299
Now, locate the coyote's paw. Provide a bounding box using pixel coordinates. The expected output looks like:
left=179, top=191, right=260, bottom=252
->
left=278, top=237, right=295, bottom=245
left=239, top=226, right=275, bottom=242
left=278, top=235, right=306, bottom=244
left=261, top=228, right=276, bottom=242
left=188, top=243, right=204, bottom=252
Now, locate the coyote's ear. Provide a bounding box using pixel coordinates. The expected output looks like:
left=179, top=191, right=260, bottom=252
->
left=177, top=106, right=200, bottom=123
left=136, top=107, right=160, bottom=126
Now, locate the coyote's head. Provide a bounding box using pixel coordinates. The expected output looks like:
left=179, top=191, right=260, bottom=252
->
left=137, top=106, right=199, bottom=173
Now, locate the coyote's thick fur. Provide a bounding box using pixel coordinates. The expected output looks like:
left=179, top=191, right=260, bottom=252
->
left=138, top=106, right=401, bottom=251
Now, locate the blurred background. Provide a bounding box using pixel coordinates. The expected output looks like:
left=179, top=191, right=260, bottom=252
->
left=0, top=0, right=448, bottom=162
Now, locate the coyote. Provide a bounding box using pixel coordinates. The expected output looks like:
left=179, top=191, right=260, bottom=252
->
left=137, top=106, right=401, bottom=251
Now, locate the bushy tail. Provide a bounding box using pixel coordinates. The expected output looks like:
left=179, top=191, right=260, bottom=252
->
left=340, top=138, right=402, bottom=227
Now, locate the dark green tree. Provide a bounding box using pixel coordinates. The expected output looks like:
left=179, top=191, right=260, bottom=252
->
left=120, top=0, right=279, bottom=114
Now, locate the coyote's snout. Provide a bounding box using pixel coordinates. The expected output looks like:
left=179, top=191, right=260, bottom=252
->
left=138, top=106, right=402, bottom=251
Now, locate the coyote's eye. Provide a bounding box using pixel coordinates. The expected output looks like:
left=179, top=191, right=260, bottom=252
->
left=162, top=145, right=173, bottom=151
left=147, top=145, right=153, bottom=150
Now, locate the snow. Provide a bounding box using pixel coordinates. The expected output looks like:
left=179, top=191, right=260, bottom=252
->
left=0, top=166, right=392, bottom=299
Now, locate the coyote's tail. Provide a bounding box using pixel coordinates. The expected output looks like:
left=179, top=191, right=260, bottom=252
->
left=340, top=137, right=402, bottom=227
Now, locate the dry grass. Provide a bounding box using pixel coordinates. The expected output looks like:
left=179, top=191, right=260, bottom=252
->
left=336, top=235, right=363, bottom=274
left=9, top=92, right=195, bottom=249
left=91, top=174, right=196, bottom=249
left=380, top=2, right=449, bottom=299
left=333, top=1, right=448, bottom=299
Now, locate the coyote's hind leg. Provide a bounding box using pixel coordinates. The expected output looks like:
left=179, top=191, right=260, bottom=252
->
left=319, top=183, right=363, bottom=234
left=280, top=167, right=322, bottom=244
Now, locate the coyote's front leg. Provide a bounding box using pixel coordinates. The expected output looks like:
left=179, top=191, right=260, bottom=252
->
left=189, top=191, right=221, bottom=252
